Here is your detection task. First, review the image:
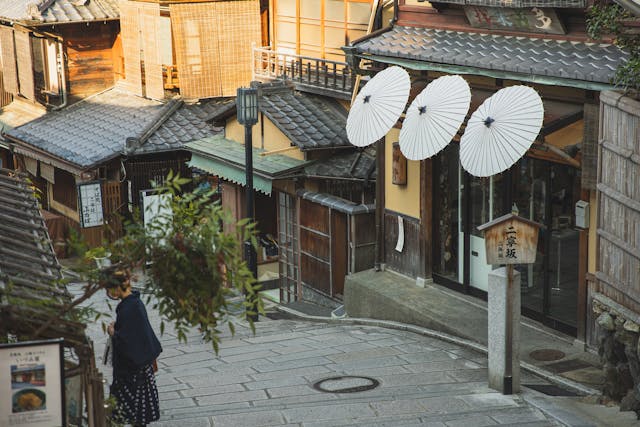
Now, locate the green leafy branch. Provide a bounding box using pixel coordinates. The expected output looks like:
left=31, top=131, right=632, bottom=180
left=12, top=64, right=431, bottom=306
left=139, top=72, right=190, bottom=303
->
left=91, top=171, right=263, bottom=353
left=587, top=1, right=640, bottom=94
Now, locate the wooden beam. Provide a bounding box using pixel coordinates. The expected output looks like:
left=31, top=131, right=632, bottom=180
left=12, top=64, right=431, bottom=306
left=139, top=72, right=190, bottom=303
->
left=259, top=145, right=299, bottom=156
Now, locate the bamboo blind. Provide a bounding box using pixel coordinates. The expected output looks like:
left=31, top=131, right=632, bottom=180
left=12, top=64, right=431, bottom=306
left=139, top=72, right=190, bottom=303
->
left=171, top=0, right=261, bottom=99
left=119, top=0, right=144, bottom=96
left=0, top=72, right=12, bottom=108
left=0, top=27, right=18, bottom=95
left=14, top=29, right=35, bottom=101
left=217, top=0, right=262, bottom=95
left=141, top=2, right=164, bottom=100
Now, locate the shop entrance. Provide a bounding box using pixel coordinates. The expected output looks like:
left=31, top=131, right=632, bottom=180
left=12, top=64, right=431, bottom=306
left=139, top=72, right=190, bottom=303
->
left=433, top=145, right=580, bottom=335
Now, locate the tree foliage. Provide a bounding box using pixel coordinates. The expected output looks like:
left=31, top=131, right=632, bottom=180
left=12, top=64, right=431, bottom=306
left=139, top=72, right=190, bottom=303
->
left=587, top=1, right=640, bottom=94
left=80, top=172, right=263, bottom=353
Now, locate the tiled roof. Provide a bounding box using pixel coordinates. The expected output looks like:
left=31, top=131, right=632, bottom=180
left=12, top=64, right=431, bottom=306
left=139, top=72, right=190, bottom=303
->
left=258, top=84, right=351, bottom=151
left=304, top=146, right=376, bottom=182
left=0, top=168, right=91, bottom=346
left=0, top=99, right=47, bottom=147
left=187, top=135, right=309, bottom=178
left=0, top=0, right=119, bottom=24
left=6, top=87, right=166, bottom=169
left=297, top=190, right=375, bottom=215
left=6, top=87, right=233, bottom=169
left=0, top=168, right=65, bottom=307
left=353, top=26, right=628, bottom=85
left=132, top=98, right=234, bottom=155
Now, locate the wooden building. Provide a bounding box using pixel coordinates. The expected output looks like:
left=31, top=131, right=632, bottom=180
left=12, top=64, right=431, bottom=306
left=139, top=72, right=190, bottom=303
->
left=5, top=87, right=233, bottom=250
left=186, top=81, right=376, bottom=305
left=0, top=0, right=120, bottom=170
left=343, top=0, right=628, bottom=339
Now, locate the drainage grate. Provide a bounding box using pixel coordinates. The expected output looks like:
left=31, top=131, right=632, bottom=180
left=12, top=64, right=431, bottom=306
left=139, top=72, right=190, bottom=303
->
left=529, top=349, right=566, bottom=362
left=265, top=311, right=292, bottom=320
left=524, top=383, right=582, bottom=397
left=543, top=359, right=594, bottom=374
left=312, top=376, right=380, bottom=393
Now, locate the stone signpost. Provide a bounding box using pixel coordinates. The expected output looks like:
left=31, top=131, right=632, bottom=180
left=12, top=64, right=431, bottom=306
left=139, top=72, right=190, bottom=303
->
left=478, top=211, right=543, bottom=394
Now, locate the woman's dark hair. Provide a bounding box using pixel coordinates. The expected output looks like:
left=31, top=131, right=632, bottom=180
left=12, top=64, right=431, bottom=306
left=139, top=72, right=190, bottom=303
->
left=99, top=264, right=131, bottom=291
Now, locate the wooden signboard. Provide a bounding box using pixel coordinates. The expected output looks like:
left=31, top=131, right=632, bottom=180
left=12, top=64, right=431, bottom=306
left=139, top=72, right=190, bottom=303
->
left=477, top=213, right=543, bottom=265
left=464, top=6, right=566, bottom=35
left=77, top=181, right=104, bottom=228
left=0, top=339, right=66, bottom=427
left=392, top=142, right=407, bottom=185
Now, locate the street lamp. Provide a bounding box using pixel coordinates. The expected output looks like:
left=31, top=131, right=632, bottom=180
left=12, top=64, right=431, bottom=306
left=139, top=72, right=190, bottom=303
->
left=237, top=87, right=259, bottom=322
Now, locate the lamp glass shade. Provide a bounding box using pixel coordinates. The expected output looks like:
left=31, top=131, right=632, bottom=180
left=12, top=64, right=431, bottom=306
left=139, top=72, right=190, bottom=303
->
left=237, top=87, right=258, bottom=125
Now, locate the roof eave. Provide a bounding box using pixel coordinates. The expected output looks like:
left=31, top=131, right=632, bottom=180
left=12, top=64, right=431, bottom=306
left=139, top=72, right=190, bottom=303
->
left=353, top=52, right=618, bottom=91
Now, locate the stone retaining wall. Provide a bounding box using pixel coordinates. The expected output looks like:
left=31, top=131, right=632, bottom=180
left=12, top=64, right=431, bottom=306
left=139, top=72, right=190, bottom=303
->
left=593, top=294, right=640, bottom=416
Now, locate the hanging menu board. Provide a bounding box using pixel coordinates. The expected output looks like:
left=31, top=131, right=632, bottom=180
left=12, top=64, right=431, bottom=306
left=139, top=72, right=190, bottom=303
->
left=77, top=181, right=104, bottom=228
left=0, top=339, right=65, bottom=427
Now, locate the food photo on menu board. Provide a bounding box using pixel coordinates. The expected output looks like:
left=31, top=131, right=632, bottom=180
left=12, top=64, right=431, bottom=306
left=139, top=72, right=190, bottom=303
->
left=0, top=340, right=64, bottom=427
left=11, top=364, right=47, bottom=412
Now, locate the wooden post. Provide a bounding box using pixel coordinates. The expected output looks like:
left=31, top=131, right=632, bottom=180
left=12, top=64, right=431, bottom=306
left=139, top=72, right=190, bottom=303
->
left=504, top=264, right=514, bottom=395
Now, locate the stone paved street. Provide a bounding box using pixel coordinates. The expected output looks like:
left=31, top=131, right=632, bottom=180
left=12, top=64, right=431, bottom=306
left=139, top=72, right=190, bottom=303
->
left=73, top=281, right=576, bottom=427
left=71, top=284, right=635, bottom=427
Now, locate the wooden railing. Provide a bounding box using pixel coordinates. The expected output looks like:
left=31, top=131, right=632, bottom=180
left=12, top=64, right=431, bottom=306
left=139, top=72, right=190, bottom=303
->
left=253, top=46, right=354, bottom=99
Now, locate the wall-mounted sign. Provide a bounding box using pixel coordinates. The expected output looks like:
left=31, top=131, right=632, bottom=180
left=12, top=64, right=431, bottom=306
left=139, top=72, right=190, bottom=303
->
left=77, top=181, right=104, bottom=228
left=477, top=213, right=543, bottom=265
left=464, top=6, right=566, bottom=35
left=0, top=339, right=65, bottom=427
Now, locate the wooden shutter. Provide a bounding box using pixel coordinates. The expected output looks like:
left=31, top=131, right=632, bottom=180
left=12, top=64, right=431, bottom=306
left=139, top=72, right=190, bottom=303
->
left=0, top=27, right=19, bottom=94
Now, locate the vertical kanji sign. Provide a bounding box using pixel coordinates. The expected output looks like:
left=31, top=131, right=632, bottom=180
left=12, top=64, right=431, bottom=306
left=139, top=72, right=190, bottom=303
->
left=77, top=181, right=104, bottom=228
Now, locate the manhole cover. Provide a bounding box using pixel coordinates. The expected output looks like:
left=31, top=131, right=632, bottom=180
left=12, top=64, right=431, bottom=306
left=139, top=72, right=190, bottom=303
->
left=312, top=376, right=380, bottom=393
left=529, top=349, right=566, bottom=362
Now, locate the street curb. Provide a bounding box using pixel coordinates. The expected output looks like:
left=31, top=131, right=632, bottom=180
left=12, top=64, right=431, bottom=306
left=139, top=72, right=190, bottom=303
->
left=273, top=304, right=601, bottom=398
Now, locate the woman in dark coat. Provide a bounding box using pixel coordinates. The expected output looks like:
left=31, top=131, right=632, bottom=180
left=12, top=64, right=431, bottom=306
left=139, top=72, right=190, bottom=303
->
left=103, top=266, right=162, bottom=426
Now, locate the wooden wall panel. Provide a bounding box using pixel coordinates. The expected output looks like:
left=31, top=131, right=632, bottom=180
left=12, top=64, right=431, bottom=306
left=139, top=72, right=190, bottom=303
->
left=300, top=228, right=330, bottom=261
left=0, top=27, right=18, bottom=94
left=61, top=22, right=119, bottom=100
left=301, top=252, right=331, bottom=294
left=384, top=210, right=421, bottom=277
left=299, top=198, right=329, bottom=233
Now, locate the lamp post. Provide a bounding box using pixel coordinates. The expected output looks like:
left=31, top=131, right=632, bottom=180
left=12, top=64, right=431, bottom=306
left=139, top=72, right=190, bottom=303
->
left=237, top=87, right=259, bottom=322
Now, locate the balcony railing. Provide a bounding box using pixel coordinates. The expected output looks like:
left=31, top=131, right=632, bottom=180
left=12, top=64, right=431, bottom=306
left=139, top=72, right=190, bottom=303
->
left=253, top=46, right=355, bottom=100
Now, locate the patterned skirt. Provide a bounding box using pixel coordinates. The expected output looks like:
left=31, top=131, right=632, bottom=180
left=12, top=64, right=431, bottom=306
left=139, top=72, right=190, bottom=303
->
left=111, top=364, right=160, bottom=425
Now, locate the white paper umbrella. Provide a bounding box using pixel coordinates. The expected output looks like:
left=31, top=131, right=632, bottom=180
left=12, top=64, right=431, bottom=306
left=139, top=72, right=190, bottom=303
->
left=346, top=66, right=411, bottom=147
left=399, top=75, right=471, bottom=160
left=460, top=85, right=544, bottom=177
